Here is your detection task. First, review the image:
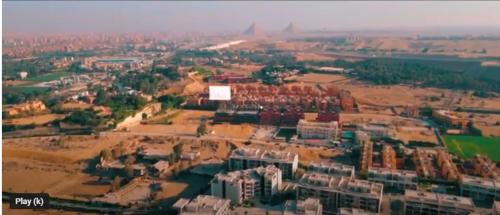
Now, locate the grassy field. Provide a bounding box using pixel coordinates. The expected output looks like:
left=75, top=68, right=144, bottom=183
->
left=28, top=71, right=70, bottom=82
left=3, top=85, right=50, bottom=94
left=443, top=135, right=500, bottom=162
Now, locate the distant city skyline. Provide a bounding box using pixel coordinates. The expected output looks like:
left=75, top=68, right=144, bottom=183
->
left=4, top=1, right=500, bottom=34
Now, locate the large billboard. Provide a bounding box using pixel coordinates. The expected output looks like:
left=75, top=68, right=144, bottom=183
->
left=209, top=86, right=231, bottom=101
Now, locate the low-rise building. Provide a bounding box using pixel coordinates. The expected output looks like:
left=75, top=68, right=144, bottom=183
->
left=297, top=119, right=339, bottom=140
left=436, top=150, right=461, bottom=181
left=360, top=140, right=373, bottom=171
left=432, top=109, right=467, bottom=130
left=381, top=145, right=397, bottom=170
left=296, top=173, right=383, bottom=214
left=229, top=147, right=298, bottom=179
left=367, top=168, right=418, bottom=192
left=338, top=208, right=377, bottom=215
left=309, top=161, right=355, bottom=178
left=358, top=124, right=390, bottom=139
left=283, top=198, right=323, bottom=215
left=472, top=154, right=497, bottom=179
left=413, top=148, right=437, bottom=179
left=493, top=201, right=500, bottom=215
left=404, top=190, right=476, bottom=215
left=211, top=165, right=282, bottom=204
left=173, top=195, right=231, bottom=215
left=460, top=175, right=500, bottom=204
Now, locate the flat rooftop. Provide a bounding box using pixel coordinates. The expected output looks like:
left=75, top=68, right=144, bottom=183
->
left=405, top=190, right=474, bottom=208
left=230, top=147, right=298, bottom=163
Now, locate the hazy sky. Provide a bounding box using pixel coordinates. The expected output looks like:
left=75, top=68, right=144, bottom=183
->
left=4, top=1, right=500, bottom=33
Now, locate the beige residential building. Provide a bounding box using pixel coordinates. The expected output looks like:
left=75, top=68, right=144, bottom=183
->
left=460, top=175, right=500, bottom=204
left=229, top=147, right=298, bottom=179
left=436, top=150, right=461, bottom=181
left=283, top=198, right=323, bottom=215
left=472, top=154, right=497, bottom=179
left=404, top=190, right=476, bottom=215
left=309, top=161, right=355, bottom=178
left=338, top=208, right=377, bottom=215
left=360, top=140, right=373, bottom=171
left=297, top=120, right=339, bottom=140
left=367, top=168, right=418, bottom=192
left=211, top=166, right=282, bottom=204
left=296, top=173, right=383, bottom=214
left=413, top=148, right=437, bottom=179
left=173, top=195, right=231, bottom=215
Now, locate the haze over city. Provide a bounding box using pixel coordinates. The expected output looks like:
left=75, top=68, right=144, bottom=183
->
left=4, top=1, right=500, bottom=34
left=3, top=1, right=500, bottom=215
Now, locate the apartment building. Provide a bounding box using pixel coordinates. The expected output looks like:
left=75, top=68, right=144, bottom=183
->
left=460, top=175, right=500, bottom=204
left=211, top=166, right=282, bottom=204
left=493, top=201, right=500, bottom=215
left=296, top=173, right=383, bottom=214
left=367, top=168, right=418, bottom=192
left=472, top=154, right=497, bottom=178
left=229, top=147, right=298, bottom=179
left=309, top=161, right=355, bottom=178
left=381, top=145, right=397, bottom=170
left=432, top=110, right=467, bottom=130
left=436, top=150, right=461, bottom=181
left=413, top=148, right=437, bottom=179
left=358, top=124, right=390, bottom=140
left=360, top=140, right=373, bottom=171
left=297, top=120, right=339, bottom=140
left=404, top=190, right=476, bottom=215
left=354, top=131, right=370, bottom=145
left=338, top=208, right=377, bottom=215
left=283, top=198, right=323, bottom=215
left=173, top=195, right=231, bottom=215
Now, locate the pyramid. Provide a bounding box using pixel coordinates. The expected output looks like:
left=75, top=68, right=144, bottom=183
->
left=244, top=23, right=264, bottom=36
left=283, top=22, right=298, bottom=34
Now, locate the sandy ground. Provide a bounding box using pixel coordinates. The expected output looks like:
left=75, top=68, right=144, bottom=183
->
left=472, top=113, right=500, bottom=136
left=3, top=114, right=66, bottom=126
left=60, top=102, right=93, bottom=110
left=2, top=204, right=97, bottom=215
left=132, top=110, right=257, bottom=139
left=2, top=135, right=133, bottom=201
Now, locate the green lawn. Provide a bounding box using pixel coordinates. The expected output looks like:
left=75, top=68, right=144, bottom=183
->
left=27, top=71, right=70, bottom=82
left=3, top=86, right=51, bottom=94
left=443, top=135, right=500, bottom=162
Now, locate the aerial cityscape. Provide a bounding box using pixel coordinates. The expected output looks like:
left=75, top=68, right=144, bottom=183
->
left=2, top=1, right=500, bottom=215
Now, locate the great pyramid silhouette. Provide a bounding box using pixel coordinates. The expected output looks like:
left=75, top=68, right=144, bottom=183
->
left=283, top=22, right=298, bottom=34
left=244, top=23, right=264, bottom=36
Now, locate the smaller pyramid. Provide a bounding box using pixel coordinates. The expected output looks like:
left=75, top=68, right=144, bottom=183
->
left=283, top=22, right=298, bottom=34
left=244, top=23, right=264, bottom=36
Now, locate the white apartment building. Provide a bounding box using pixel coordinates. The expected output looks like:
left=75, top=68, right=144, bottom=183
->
left=338, top=208, right=377, bottom=215
left=309, top=161, right=355, bottom=178
left=173, top=195, right=231, bottom=215
left=404, top=190, right=476, bottom=215
left=211, top=165, right=282, bottom=204
left=283, top=198, right=323, bottom=215
left=367, top=168, right=418, bottom=192
left=460, top=175, right=500, bottom=204
left=296, top=173, right=383, bottom=215
left=297, top=120, right=339, bottom=140
left=229, top=147, right=298, bottom=179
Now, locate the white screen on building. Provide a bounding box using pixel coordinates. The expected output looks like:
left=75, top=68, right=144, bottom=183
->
left=209, top=86, right=231, bottom=101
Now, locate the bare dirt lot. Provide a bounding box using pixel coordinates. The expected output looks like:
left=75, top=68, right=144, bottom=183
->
left=132, top=110, right=257, bottom=139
